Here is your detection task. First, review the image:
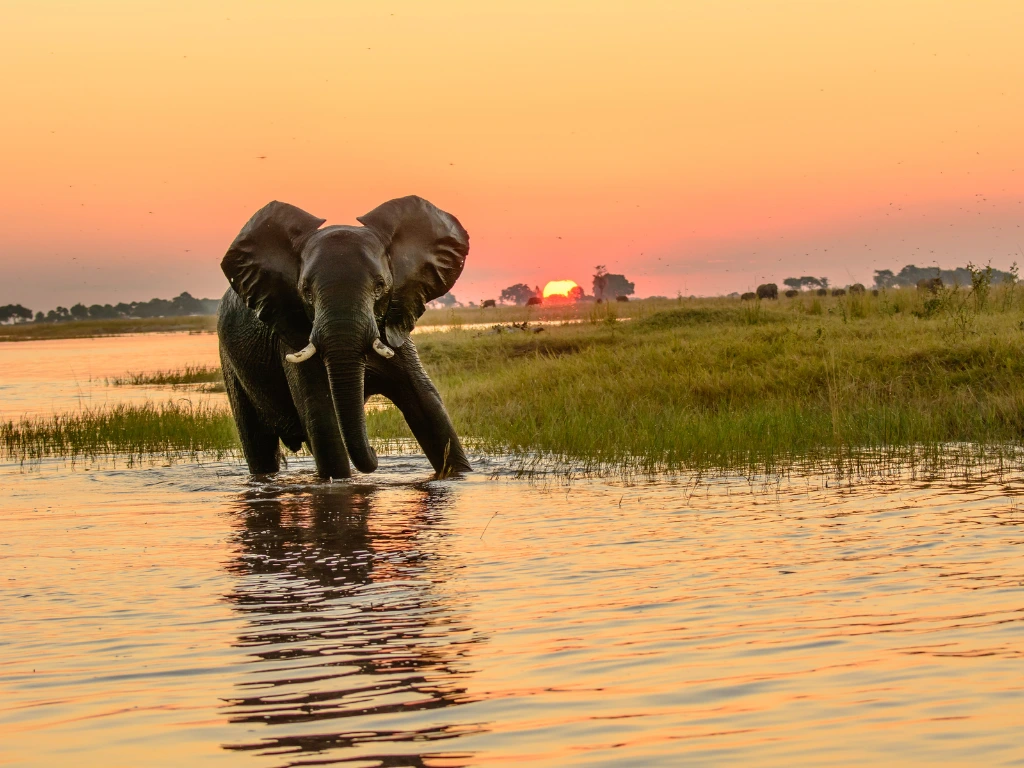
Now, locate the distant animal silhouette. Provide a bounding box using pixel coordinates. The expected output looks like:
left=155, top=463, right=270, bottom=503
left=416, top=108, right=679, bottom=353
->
left=831, top=288, right=846, bottom=296
left=849, top=283, right=866, bottom=294
left=741, top=292, right=756, bottom=301
left=784, top=289, right=799, bottom=298
left=615, top=295, right=629, bottom=302
left=526, top=296, right=542, bottom=306
left=756, top=283, right=778, bottom=300
left=816, top=288, right=828, bottom=296
left=482, top=299, right=496, bottom=308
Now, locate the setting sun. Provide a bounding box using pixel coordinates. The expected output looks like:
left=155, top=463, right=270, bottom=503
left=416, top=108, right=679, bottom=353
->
left=542, top=280, right=579, bottom=299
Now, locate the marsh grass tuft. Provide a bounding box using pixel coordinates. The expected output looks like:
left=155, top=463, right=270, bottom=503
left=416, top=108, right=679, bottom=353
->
left=106, top=364, right=223, bottom=389
left=2, top=400, right=238, bottom=465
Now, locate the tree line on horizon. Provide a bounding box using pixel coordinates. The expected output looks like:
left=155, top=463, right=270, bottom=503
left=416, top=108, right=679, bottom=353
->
left=5, top=262, right=1015, bottom=324
left=0, top=292, right=221, bottom=324
left=777, top=263, right=1019, bottom=294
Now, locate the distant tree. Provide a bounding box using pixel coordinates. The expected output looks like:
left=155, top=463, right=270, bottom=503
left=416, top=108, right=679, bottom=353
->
left=70, top=303, right=89, bottom=320
left=499, top=283, right=536, bottom=305
left=873, top=269, right=897, bottom=290
left=0, top=304, right=32, bottom=323
left=427, top=292, right=457, bottom=308
left=34, top=311, right=44, bottom=323
left=88, top=303, right=119, bottom=319
left=783, top=276, right=825, bottom=291
left=604, top=274, right=635, bottom=299
left=170, top=292, right=204, bottom=315
left=592, top=265, right=609, bottom=300
left=568, top=285, right=585, bottom=302
left=874, top=263, right=1016, bottom=288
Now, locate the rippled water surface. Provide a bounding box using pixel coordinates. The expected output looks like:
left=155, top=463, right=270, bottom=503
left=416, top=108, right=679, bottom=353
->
left=3, top=455, right=1023, bottom=766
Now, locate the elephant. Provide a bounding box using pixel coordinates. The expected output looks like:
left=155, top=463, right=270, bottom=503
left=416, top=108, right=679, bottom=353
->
left=756, top=283, right=778, bottom=300
left=740, top=291, right=756, bottom=301
left=784, top=289, right=799, bottom=298
left=816, top=288, right=828, bottom=296
left=481, top=299, right=496, bottom=308
left=849, top=283, right=866, bottom=294
left=831, top=288, right=846, bottom=296
left=217, top=195, right=473, bottom=479
left=526, top=296, right=542, bottom=306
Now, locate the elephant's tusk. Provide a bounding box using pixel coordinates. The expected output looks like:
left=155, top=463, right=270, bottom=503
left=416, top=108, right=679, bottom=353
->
left=285, top=342, right=318, bottom=363
left=372, top=338, right=395, bottom=359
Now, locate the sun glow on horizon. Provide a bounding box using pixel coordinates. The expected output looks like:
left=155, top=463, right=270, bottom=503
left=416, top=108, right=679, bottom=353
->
left=542, top=280, right=579, bottom=299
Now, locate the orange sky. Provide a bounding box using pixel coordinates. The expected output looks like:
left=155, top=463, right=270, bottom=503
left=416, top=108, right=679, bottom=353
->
left=1, top=1, right=1022, bottom=309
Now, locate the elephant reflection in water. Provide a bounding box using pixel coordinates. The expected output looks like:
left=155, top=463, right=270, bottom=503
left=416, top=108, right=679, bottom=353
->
left=221, top=483, right=486, bottom=763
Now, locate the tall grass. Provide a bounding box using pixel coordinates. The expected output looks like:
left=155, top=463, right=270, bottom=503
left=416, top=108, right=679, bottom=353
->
left=106, top=364, right=223, bottom=389
left=381, top=283, right=1024, bottom=473
left=1, top=401, right=239, bottom=464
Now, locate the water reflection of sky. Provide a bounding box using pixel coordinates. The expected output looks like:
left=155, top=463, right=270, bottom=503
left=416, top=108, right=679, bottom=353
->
left=2, top=456, right=1023, bottom=766
left=0, top=332, right=223, bottom=417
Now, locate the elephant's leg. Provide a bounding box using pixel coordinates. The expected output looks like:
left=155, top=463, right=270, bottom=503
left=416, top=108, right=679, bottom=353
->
left=376, top=343, right=472, bottom=476
left=222, top=365, right=281, bottom=474
left=284, top=362, right=351, bottom=480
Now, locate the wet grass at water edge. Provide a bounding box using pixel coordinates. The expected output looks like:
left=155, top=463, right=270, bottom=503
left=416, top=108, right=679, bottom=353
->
left=1, top=401, right=238, bottom=465
left=106, top=364, right=225, bottom=391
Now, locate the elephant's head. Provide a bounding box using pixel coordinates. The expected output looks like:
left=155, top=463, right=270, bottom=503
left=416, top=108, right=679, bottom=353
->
left=221, top=196, right=468, bottom=473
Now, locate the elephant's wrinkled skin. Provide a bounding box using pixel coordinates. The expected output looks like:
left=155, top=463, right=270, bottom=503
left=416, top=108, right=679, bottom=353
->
left=217, top=195, right=472, bottom=479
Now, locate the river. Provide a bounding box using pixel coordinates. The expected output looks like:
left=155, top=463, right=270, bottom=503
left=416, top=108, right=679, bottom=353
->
left=1, top=332, right=1022, bottom=766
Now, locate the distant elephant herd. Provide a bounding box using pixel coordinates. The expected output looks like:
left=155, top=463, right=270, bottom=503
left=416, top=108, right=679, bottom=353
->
left=741, top=282, right=883, bottom=301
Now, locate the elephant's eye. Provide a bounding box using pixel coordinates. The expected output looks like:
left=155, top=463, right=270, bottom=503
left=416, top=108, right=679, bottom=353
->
left=300, top=282, right=313, bottom=301
left=374, top=279, right=387, bottom=297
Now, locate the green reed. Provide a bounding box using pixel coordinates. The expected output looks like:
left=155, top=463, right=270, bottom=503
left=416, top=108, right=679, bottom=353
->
left=1, top=401, right=239, bottom=464
left=106, top=364, right=224, bottom=388
left=376, top=285, right=1024, bottom=474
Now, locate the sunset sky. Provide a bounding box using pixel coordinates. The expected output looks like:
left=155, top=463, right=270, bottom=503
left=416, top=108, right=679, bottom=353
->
left=2, top=1, right=1022, bottom=310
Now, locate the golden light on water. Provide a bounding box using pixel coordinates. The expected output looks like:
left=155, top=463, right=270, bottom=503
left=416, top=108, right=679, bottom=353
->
left=542, top=280, right=579, bottom=299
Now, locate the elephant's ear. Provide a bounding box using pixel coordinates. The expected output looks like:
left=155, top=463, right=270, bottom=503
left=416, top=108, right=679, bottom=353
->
left=357, top=195, right=468, bottom=348
left=221, top=201, right=325, bottom=350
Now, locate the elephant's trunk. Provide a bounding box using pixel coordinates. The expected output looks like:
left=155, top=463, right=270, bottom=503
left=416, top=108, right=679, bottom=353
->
left=321, top=329, right=378, bottom=474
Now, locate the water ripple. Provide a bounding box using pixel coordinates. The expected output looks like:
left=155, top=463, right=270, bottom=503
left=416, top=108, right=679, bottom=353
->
left=1, top=456, right=1023, bottom=765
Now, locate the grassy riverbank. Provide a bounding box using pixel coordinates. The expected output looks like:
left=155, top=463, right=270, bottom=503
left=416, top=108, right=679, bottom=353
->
left=0, top=298, right=670, bottom=341
left=5, top=285, right=1024, bottom=473
left=0, top=315, right=218, bottom=341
